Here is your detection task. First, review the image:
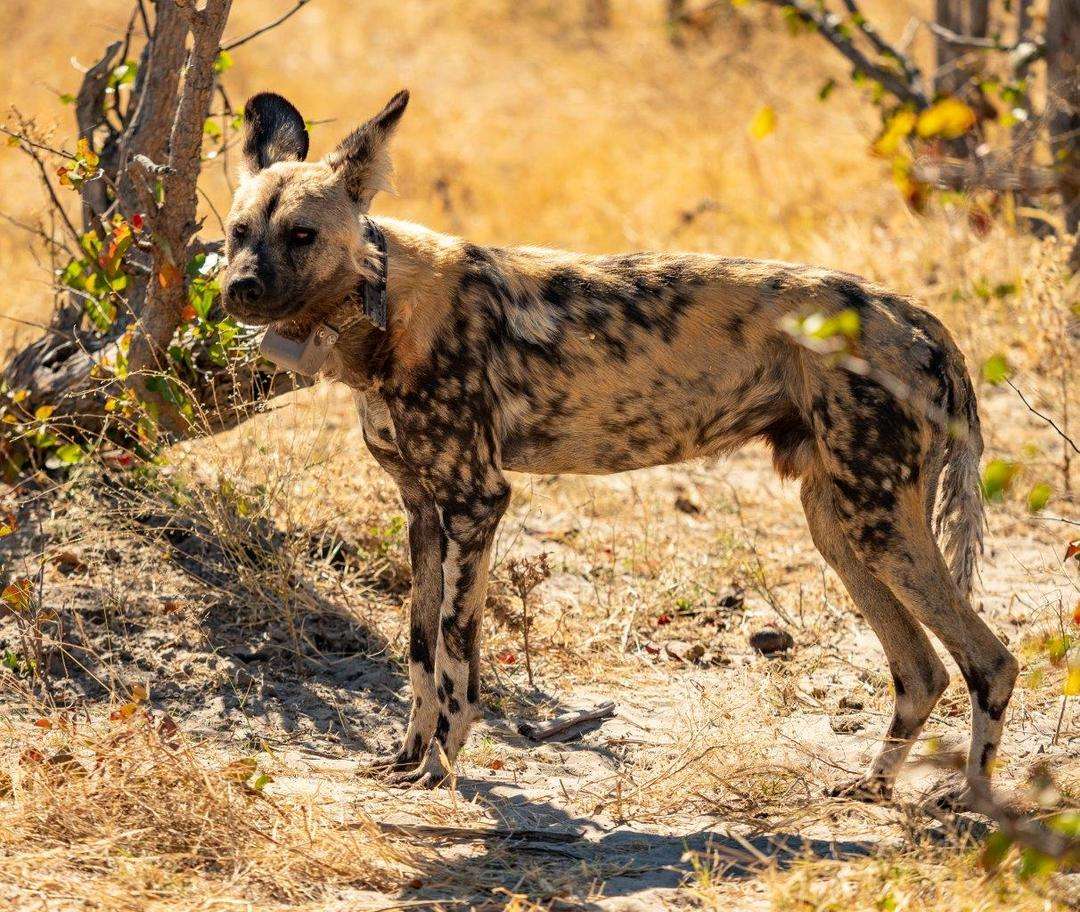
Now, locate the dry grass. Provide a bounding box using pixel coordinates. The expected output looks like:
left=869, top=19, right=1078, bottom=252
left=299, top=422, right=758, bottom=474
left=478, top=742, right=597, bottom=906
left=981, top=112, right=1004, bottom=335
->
left=0, top=711, right=423, bottom=910
left=1, top=0, right=1078, bottom=909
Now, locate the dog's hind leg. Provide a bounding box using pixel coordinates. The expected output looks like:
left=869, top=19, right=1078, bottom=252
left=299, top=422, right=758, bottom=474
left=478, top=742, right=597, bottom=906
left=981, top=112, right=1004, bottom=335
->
left=856, top=513, right=1018, bottom=796
left=801, top=477, right=949, bottom=801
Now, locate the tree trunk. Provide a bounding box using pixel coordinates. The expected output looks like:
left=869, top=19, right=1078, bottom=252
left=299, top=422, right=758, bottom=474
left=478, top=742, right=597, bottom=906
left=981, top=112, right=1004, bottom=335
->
left=0, top=1, right=309, bottom=474
left=1046, top=0, right=1080, bottom=268
left=934, top=0, right=991, bottom=96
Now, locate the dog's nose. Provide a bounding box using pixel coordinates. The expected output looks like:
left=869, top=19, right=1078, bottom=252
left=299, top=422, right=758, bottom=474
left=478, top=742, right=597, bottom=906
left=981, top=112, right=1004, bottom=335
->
left=226, top=275, right=264, bottom=306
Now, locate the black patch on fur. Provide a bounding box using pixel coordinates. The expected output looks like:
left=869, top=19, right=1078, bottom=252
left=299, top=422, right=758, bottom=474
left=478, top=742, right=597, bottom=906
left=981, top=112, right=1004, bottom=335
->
left=410, top=623, right=434, bottom=672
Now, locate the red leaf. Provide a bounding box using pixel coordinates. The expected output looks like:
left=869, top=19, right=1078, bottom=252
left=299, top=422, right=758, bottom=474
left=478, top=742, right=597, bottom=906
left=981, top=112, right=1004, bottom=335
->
left=496, top=649, right=516, bottom=665
left=656, top=612, right=673, bottom=626
left=1066, top=539, right=1080, bottom=562
left=132, top=213, right=144, bottom=230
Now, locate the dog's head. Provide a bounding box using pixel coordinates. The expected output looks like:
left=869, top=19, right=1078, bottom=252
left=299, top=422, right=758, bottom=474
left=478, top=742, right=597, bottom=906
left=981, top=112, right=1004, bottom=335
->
left=221, top=90, right=408, bottom=326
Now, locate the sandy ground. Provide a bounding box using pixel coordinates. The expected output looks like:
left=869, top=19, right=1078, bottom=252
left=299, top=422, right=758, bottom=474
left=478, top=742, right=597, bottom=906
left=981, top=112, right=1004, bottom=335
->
left=1, top=378, right=1077, bottom=909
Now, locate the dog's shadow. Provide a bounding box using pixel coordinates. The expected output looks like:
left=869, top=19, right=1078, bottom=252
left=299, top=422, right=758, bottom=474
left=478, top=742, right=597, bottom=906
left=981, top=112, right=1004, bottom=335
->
left=390, top=775, right=896, bottom=906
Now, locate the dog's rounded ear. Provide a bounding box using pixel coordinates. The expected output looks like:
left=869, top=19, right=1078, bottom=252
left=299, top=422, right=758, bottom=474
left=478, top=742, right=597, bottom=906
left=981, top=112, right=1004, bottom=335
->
left=325, top=89, right=409, bottom=209
left=240, top=93, right=309, bottom=178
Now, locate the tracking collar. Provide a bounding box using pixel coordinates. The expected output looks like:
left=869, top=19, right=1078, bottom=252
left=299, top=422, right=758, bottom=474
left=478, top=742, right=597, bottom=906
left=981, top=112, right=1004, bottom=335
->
left=258, top=218, right=389, bottom=376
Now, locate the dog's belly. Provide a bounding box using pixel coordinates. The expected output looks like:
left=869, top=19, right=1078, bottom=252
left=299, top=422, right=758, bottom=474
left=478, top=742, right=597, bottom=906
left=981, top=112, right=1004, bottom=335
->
left=500, top=428, right=692, bottom=475
left=499, top=408, right=741, bottom=475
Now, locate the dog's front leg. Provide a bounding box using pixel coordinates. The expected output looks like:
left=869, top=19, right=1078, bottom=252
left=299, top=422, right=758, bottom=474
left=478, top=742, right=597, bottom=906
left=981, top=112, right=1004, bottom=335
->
left=390, top=475, right=510, bottom=788
left=357, top=400, right=444, bottom=774
left=371, top=479, right=445, bottom=772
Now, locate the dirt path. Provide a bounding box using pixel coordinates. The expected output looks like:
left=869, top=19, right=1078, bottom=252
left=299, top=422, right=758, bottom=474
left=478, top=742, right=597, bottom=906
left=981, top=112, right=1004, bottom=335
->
left=2, top=382, right=1077, bottom=909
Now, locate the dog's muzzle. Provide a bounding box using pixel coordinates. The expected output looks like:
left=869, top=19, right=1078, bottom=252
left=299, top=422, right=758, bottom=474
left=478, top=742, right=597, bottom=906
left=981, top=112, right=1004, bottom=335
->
left=258, top=218, right=389, bottom=377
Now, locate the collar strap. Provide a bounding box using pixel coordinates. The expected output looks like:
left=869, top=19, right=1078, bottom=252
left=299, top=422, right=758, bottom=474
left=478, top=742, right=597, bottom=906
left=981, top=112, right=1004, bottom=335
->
left=358, top=218, right=389, bottom=331
left=258, top=217, right=390, bottom=376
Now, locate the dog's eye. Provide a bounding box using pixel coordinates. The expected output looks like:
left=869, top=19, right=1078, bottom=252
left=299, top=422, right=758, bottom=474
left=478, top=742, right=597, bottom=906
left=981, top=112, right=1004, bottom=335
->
left=288, top=227, right=316, bottom=247
left=230, top=223, right=249, bottom=244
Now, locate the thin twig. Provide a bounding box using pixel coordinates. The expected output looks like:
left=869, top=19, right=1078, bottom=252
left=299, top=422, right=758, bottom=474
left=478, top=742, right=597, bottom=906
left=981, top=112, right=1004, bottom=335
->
left=0, top=126, right=77, bottom=160
left=1007, top=379, right=1080, bottom=455
left=840, top=0, right=923, bottom=90
left=220, top=0, right=311, bottom=52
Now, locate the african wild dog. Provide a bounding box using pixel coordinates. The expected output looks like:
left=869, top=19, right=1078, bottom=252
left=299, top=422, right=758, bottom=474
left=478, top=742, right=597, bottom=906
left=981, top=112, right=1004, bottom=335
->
left=221, top=90, right=1019, bottom=799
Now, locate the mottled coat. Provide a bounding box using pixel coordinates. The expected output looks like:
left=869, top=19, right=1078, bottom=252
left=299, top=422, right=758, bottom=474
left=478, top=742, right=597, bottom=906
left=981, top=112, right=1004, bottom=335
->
left=222, top=91, right=1018, bottom=799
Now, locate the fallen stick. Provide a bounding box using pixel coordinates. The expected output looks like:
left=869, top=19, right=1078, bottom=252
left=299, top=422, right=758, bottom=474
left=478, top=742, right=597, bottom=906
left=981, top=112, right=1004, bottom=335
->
left=374, top=822, right=585, bottom=843
left=517, top=702, right=616, bottom=742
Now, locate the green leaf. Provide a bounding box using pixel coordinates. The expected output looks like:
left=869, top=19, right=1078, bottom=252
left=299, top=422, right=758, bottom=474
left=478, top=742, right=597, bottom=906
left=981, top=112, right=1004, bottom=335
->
left=1026, top=483, right=1051, bottom=513
left=981, top=459, right=1018, bottom=502
left=52, top=443, right=84, bottom=465
left=981, top=353, right=1011, bottom=385
left=979, top=830, right=1013, bottom=871
left=249, top=772, right=272, bottom=791
left=213, top=50, right=233, bottom=74
left=1017, top=847, right=1058, bottom=880
left=818, top=78, right=836, bottom=102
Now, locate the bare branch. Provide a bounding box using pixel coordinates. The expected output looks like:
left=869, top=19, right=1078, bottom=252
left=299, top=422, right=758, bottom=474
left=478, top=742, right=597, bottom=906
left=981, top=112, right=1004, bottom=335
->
left=840, top=0, right=924, bottom=94
left=220, top=0, right=311, bottom=52
left=75, top=40, right=121, bottom=140
left=6, top=134, right=82, bottom=247
left=0, top=126, right=76, bottom=160
left=927, top=17, right=1045, bottom=74
left=912, top=155, right=1061, bottom=193
left=758, top=0, right=929, bottom=108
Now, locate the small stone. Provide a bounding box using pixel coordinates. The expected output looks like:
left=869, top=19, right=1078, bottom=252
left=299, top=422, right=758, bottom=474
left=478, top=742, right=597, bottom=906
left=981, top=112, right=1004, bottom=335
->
left=717, top=587, right=745, bottom=611
left=749, top=626, right=794, bottom=655
left=674, top=495, right=701, bottom=515
left=830, top=716, right=864, bottom=734
left=665, top=640, right=706, bottom=664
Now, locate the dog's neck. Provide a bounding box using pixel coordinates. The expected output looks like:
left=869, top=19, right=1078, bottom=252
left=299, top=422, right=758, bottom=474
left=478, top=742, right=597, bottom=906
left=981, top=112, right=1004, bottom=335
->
left=327, top=217, right=458, bottom=390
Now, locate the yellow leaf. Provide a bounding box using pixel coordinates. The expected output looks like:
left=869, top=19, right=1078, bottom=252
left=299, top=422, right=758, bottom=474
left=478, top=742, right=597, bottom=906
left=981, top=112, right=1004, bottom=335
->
left=917, top=98, right=977, bottom=140
left=12, top=389, right=29, bottom=403
left=748, top=105, right=776, bottom=140
left=157, top=262, right=182, bottom=289
left=220, top=757, right=258, bottom=783
left=872, top=109, right=917, bottom=157
left=34, top=404, right=55, bottom=421
left=1065, top=666, right=1080, bottom=697
left=1, top=578, right=33, bottom=614
left=131, top=683, right=149, bottom=702
left=109, top=702, right=139, bottom=722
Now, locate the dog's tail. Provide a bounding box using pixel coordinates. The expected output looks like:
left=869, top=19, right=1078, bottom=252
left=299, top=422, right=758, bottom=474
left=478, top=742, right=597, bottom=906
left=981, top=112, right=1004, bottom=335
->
left=933, top=356, right=985, bottom=601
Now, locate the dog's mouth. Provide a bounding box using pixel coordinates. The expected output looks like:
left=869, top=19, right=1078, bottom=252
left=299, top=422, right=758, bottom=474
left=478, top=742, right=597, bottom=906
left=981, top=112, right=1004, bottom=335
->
left=222, top=297, right=306, bottom=327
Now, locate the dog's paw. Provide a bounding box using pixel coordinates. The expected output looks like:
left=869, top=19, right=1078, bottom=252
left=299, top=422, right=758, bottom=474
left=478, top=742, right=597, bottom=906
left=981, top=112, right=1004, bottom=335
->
left=387, top=753, right=452, bottom=790
left=362, top=747, right=422, bottom=778
left=826, top=776, right=893, bottom=803
left=918, top=775, right=973, bottom=813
